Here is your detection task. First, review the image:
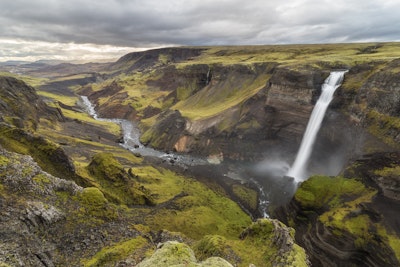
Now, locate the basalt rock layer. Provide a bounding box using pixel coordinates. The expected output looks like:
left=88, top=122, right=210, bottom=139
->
left=0, top=76, right=64, bottom=129
left=85, top=45, right=400, bottom=164
left=273, top=173, right=400, bottom=267
left=137, top=63, right=334, bottom=161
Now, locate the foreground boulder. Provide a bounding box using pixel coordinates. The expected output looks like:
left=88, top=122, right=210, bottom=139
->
left=136, top=241, right=234, bottom=267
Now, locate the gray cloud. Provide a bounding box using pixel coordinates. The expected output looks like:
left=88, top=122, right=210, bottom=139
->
left=1, top=0, right=399, bottom=61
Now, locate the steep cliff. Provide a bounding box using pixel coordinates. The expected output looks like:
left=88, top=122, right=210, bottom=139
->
left=0, top=76, right=64, bottom=129
left=84, top=44, right=400, bottom=164
left=339, top=59, right=400, bottom=149
left=274, top=173, right=400, bottom=267
left=138, top=64, right=340, bottom=165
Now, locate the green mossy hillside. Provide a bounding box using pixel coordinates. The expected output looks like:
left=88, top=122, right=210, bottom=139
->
left=172, top=64, right=272, bottom=120
left=136, top=241, right=234, bottom=267
left=143, top=172, right=252, bottom=240
left=295, top=175, right=371, bottom=210
left=0, top=124, right=84, bottom=184
left=290, top=175, right=400, bottom=265
left=191, top=219, right=309, bottom=267
left=82, top=236, right=149, bottom=267
left=231, top=184, right=258, bottom=212
left=85, top=152, right=155, bottom=206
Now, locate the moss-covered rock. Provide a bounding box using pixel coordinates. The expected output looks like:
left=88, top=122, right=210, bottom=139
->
left=0, top=124, right=87, bottom=187
left=86, top=152, right=155, bottom=206
left=136, top=241, right=233, bottom=267
left=0, top=75, right=63, bottom=130
left=194, top=235, right=230, bottom=260
left=238, top=219, right=309, bottom=267
left=276, top=175, right=400, bottom=266
left=82, top=236, right=149, bottom=267
left=143, top=174, right=252, bottom=239
left=88, top=152, right=127, bottom=182
left=294, top=175, right=370, bottom=210
left=231, top=184, right=258, bottom=212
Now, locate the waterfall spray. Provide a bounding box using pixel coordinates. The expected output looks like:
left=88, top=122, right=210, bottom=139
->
left=287, top=71, right=347, bottom=182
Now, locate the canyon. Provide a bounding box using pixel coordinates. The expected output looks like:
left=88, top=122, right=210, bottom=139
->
left=0, top=43, right=400, bottom=266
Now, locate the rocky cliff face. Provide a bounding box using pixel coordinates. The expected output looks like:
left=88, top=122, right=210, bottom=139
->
left=273, top=174, right=400, bottom=267
left=0, top=147, right=83, bottom=266
left=0, top=76, right=64, bottom=129
left=137, top=63, right=334, bottom=161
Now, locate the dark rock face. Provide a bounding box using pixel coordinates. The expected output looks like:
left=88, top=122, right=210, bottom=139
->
left=339, top=59, right=400, bottom=148
left=0, top=147, right=81, bottom=267
left=140, top=110, right=187, bottom=151
left=136, top=64, right=332, bottom=161
left=358, top=59, right=400, bottom=117
left=264, top=68, right=329, bottom=143
left=274, top=174, right=400, bottom=267
left=0, top=147, right=147, bottom=267
left=344, top=152, right=400, bottom=202
left=147, top=64, right=210, bottom=94
left=0, top=76, right=64, bottom=129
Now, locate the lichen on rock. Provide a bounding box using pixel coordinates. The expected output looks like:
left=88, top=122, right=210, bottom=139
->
left=136, top=241, right=234, bottom=267
left=275, top=175, right=400, bottom=266
left=239, top=218, right=309, bottom=267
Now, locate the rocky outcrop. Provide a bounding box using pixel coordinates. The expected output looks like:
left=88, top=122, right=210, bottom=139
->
left=340, top=59, right=400, bottom=149
left=0, top=76, right=64, bottom=129
left=274, top=175, right=400, bottom=267
left=0, top=124, right=84, bottom=185
left=344, top=152, right=400, bottom=201
left=87, top=152, right=155, bottom=205
left=136, top=241, right=234, bottom=267
left=140, top=110, right=187, bottom=151
left=239, top=219, right=310, bottom=266
left=0, top=147, right=82, bottom=266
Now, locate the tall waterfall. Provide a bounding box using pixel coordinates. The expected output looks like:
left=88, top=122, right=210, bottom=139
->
left=287, top=71, right=347, bottom=182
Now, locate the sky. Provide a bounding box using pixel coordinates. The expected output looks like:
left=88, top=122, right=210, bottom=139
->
left=1, top=0, right=400, bottom=62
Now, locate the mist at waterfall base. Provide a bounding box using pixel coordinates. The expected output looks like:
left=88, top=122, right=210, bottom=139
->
left=246, top=71, right=348, bottom=212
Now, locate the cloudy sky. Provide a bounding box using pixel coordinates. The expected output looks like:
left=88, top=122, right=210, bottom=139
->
left=1, top=0, right=399, bottom=62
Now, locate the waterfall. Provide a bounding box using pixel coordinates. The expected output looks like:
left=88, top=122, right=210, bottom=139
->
left=206, top=68, right=211, bottom=85
left=287, top=71, right=347, bottom=182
